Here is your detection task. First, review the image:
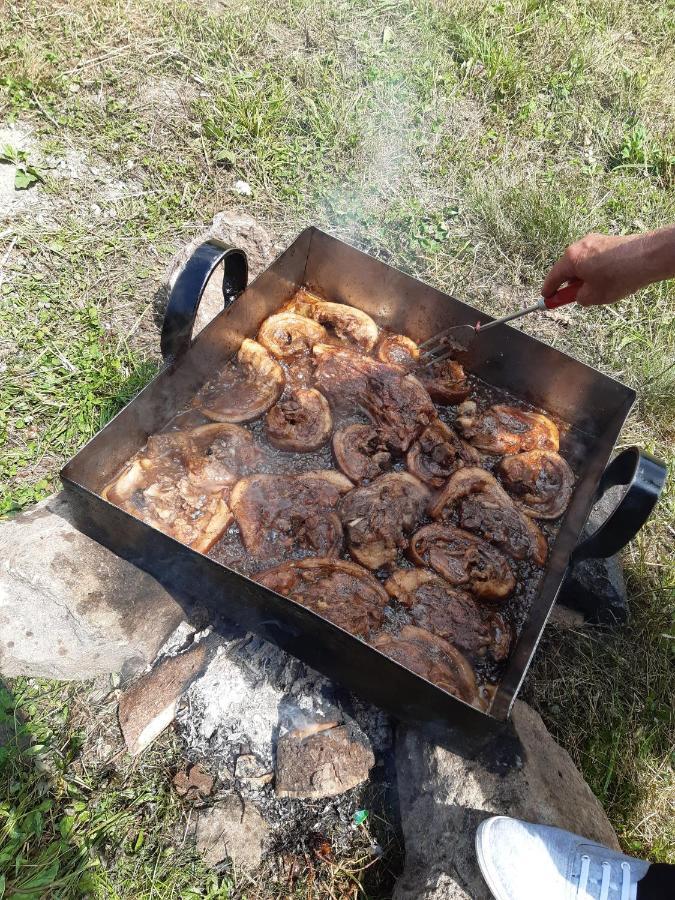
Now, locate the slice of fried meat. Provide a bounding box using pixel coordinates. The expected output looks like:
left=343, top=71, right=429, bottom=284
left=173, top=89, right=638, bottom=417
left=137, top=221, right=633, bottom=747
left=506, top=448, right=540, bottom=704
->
left=376, top=333, right=419, bottom=369
left=409, top=524, right=515, bottom=601
left=197, top=339, right=285, bottom=423
left=428, top=467, right=548, bottom=566
left=265, top=389, right=332, bottom=452
left=332, top=424, right=392, bottom=484
left=497, top=449, right=574, bottom=519
left=385, top=568, right=512, bottom=661
left=313, top=344, right=436, bottom=452
left=371, top=625, right=481, bottom=707
left=338, top=472, right=430, bottom=569
left=257, top=311, right=327, bottom=358
left=419, top=358, right=471, bottom=405
left=406, top=420, right=480, bottom=488
left=457, top=404, right=559, bottom=454
left=257, top=557, right=388, bottom=637
left=285, top=291, right=379, bottom=351
left=230, top=470, right=353, bottom=560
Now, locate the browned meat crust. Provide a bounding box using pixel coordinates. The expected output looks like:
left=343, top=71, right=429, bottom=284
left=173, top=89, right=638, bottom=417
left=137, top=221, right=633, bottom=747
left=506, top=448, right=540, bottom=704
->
left=338, top=472, right=430, bottom=569
left=197, top=339, right=285, bottom=423
left=428, top=467, right=548, bottom=566
left=497, top=450, right=574, bottom=519
left=457, top=404, right=559, bottom=454
left=230, top=470, right=353, bottom=560
left=257, top=311, right=327, bottom=358
left=406, top=420, right=480, bottom=488
left=102, top=423, right=262, bottom=553
left=376, top=333, right=419, bottom=369
left=284, top=291, right=379, bottom=351
left=409, top=524, right=515, bottom=601
left=313, top=344, right=436, bottom=452
left=419, top=358, right=471, bottom=405
left=265, top=389, right=332, bottom=452
left=332, top=424, right=392, bottom=483
left=385, top=568, right=512, bottom=662
left=371, top=625, right=481, bottom=707
left=257, top=557, right=388, bottom=637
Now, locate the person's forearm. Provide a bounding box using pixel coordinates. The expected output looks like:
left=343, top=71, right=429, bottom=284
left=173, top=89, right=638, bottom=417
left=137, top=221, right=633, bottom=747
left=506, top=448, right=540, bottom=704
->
left=637, top=225, right=675, bottom=284
left=541, top=225, right=675, bottom=307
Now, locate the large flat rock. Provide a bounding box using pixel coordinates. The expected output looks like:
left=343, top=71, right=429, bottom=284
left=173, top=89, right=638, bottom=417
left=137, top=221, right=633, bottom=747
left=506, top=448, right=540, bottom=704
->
left=0, top=493, right=185, bottom=680
left=394, top=701, right=619, bottom=900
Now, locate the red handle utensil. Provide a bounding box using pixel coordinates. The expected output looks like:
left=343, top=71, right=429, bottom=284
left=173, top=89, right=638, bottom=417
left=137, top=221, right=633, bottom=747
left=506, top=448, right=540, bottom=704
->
left=543, top=278, right=582, bottom=309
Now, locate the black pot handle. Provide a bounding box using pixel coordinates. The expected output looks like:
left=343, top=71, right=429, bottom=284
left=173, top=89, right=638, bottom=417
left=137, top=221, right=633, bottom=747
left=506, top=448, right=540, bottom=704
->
left=160, top=239, right=248, bottom=362
left=571, top=447, right=666, bottom=563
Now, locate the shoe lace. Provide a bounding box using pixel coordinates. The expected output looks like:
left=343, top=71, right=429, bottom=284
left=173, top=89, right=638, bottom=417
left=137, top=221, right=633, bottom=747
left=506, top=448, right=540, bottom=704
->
left=576, top=855, right=635, bottom=900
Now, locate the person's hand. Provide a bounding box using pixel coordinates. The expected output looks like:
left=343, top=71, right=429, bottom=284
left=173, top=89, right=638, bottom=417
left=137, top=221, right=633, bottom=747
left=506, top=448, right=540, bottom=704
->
left=541, top=230, right=675, bottom=307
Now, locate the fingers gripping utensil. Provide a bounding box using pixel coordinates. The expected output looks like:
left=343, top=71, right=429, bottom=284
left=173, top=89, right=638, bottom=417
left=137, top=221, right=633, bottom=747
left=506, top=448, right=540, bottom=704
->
left=419, top=280, right=582, bottom=367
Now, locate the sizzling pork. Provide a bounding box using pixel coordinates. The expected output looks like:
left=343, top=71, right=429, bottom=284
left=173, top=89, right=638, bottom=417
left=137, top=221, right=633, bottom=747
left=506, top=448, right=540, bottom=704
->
left=102, top=288, right=576, bottom=707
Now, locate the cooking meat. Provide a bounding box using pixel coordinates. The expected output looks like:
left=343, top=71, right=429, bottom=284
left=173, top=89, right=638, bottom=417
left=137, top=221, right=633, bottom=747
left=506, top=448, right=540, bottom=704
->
left=197, top=339, right=285, bottom=423
left=102, top=422, right=262, bottom=553
left=428, top=467, right=548, bottom=566
left=457, top=404, right=559, bottom=454
left=257, top=311, right=327, bottom=358
left=371, top=626, right=481, bottom=707
left=377, top=333, right=419, bottom=369
left=183, top=423, right=261, bottom=490
left=257, top=557, right=388, bottom=637
left=384, top=568, right=512, bottom=662
left=409, top=524, right=515, bottom=601
left=313, top=344, right=436, bottom=452
left=285, top=291, right=379, bottom=351
left=406, top=420, right=480, bottom=488
left=419, top=358, right=471, bottom=405
left=230, top=470, right=353, bottom=560
left=103, top=456, right=233, bottom=554
left=338, top=472, right=430, bottom=569
left=265, top=389, right=332, bottom=452
left=332, top=424, right=392, bottom=483
left=497, top=449, right=574, bottom=519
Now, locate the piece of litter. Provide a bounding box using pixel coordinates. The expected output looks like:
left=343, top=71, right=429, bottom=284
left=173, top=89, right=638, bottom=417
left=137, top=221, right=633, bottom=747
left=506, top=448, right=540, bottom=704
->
left=353, top=809, right=368, bottom=826
left=234, top=179, right=252, bottom=196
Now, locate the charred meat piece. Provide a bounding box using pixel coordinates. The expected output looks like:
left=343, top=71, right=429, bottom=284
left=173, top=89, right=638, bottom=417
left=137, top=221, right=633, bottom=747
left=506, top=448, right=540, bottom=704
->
left=429, top=467, right=548, bottom=566
left=406, top=420, right=480, bottom=488
left=265, top=389, right=332, bottom=452
left=457, top=404, right=559, bottom=454
left=332, top=424, right=392, bottom=483
left=313, top=344, right=436, bottom=452
left=376, top=333, right=419, bottom=369
left=338, top=472, right=430, bottom=569
left=197, top=339, right=285, bottom=423
left=230, top=470, right=353, bottom=560
left=419, top=358, right=471, bottom=405
left=371, top=626, right=481, bottom=707
left=257, top=557, right=388, bottom=637
left=385, top=568, right=512, bottom=662
left=257, top=311, right=327, bottom=359
left=409, top=524, right=515, bottom=601
left=497, top=449, right=574, bottom=519
left=285, top=291, right=379, bottom=351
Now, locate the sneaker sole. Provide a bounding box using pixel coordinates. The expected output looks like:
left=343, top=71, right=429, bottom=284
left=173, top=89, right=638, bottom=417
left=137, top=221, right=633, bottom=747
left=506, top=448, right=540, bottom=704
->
left=475, top=816, right=510, bottom=900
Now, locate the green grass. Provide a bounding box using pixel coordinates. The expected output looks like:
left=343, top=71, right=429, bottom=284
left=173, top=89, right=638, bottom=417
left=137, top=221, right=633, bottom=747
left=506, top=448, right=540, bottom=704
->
left=1, top=0, right=674, bottom=894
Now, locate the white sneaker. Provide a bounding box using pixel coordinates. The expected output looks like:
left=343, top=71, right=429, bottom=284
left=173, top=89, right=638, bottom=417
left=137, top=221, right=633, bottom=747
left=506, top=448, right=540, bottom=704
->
left=476, top=816, right=650, bottom=900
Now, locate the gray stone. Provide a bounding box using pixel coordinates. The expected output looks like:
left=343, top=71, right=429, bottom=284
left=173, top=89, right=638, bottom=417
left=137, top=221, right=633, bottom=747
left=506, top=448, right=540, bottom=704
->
left=194, top=794, right=269, bottom=871
left=275, top=722, right=375, bottom=800
left=118, top=635, right=217, bottom=755
left=0, top=493, right=185, bottom=680
left=394, top=700, right=619, bottom=900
